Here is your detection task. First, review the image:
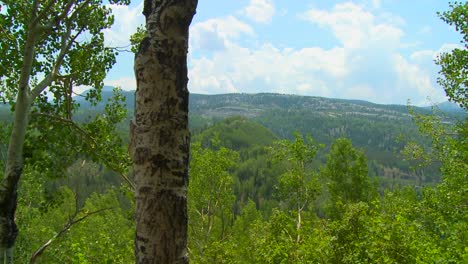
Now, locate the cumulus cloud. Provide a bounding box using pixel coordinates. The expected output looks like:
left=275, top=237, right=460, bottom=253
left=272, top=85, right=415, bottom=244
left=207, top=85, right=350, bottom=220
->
left=73, top=85, right=92, bottom=95
left=105, top=77, right=137, bottom=90
left=404, top=43, right=463, bottom=104
left=344, top=84, right=377, bottom=101
left=393, top=54, right=438, bottom=98
left=101, top=1, right=448, bottom=105
left=437, top=43, right=463, bottom=54
left=393, top=42, right=462, bottom=105
left=190, top=16, right=254, bottom=51
left=296, top=2, right=448, bottom=104
left=187, top=2, right=450, bottom=105
left=372, top=0, right=381, bottom=8
left=103, top=2, right=144, bottom=47
left=301, top=2, right=404, bottom=49
left=410, top=43, right=461, bottom=64
left=242, top=0, right=275, bottom=24
left=189, top=43, right=348, bottom=97
left=410, top=50, right=434, bottom=60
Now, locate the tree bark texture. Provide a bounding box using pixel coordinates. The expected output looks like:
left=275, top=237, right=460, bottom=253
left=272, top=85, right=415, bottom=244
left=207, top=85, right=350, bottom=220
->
left=0, top=13, right=37, bottom=263
left=130, top=1, right=197, bottom=263
left=0, top=84, right=32, bottom=264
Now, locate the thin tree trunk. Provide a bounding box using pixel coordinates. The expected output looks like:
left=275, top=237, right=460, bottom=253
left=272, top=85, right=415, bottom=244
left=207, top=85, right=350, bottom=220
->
left=0, top=6, right=38, bottom=261
left=0, top=88, right=32, bottom=264
left=130, top=0, right=197, bottom=263
left=297, top=207, right=302, bottom=243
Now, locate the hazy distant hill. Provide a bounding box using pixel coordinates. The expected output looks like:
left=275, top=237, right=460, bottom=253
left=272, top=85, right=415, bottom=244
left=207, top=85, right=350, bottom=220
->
left=190, top=93, right=420, bottom=119
left=75, top=87, right=465, bottom=118
left=424, top=101, right=465, bottom=113
left=74, top=86, right=135, bottom=110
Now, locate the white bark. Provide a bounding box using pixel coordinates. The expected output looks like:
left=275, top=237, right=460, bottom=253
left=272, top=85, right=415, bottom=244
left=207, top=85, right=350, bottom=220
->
left=0, top=7, right=37, bottom=262
left=131, top=0, right=197, bottom=263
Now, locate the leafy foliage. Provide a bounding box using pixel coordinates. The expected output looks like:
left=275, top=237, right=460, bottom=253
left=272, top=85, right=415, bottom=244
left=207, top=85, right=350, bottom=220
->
left=436, top=1, right=468, bottom=110
left=270, top=133, right=322, bottom=215
left=1, top=1, right=467, bottom=263
left=322, top=138, right=376, bottom=218
left=188, top=141, right=239, bottom=263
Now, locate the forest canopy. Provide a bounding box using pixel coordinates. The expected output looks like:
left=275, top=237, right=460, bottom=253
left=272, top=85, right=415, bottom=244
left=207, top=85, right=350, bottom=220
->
left=0, top=0, right=467, bottom=263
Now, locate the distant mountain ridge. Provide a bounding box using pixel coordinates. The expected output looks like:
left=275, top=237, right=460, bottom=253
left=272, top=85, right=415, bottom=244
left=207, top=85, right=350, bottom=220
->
left=74, top=87, right=466, bottom=117
left=424, top=101, right=465, bottom=113
left=2, top=86, right=464, bottom=116
left=190, top=93, right=414, bottom=119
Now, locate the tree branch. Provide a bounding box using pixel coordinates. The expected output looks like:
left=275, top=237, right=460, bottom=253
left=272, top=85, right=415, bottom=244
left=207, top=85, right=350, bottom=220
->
left=31, top=0, right=39, bottom=19
left=33, top=112, right=97, bottom=146
left=31, top=113, right=136, bottom=190
left=66, top=0, right=92, bottom=23
left=32, top=0, right=57, bottom=26
left=29, top=205, right=114, bottom=264
left=31, top=26, right=84, bottom=99
left=38, top=0, right=75, bottom=33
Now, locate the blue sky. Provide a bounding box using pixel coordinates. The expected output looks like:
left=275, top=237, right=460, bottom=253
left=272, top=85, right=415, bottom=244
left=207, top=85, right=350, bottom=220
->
left=102, top=0, right=464, bottom=105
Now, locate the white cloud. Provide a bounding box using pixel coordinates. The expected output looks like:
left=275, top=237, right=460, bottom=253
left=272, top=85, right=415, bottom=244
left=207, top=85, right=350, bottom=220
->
left=188, top=2, right=449, bottom=105
left=410, top=43, right=461, bottom=63
left=344, top=84, right=377, bottom=101
left=301, top=2, right=404, bottom=49
left=105, top=77, right=137, bottom=90
left=73, top=85, right=92, bottom=95
left=380, top=12, right=406, bottom=27
left=242, top=0, right=275, bottom=24
left=190, top=16, right=254, bottom=51
left=103, top=2, right=144, bottom=47
left=132, top=1, right=452, bottom=106
left=289, top=47, right=349, bottom=78
left=410, top=50, right=435, bottom=63
left=296, top=82, right=333, bottom=97
left=393, top=54, right=443, bottom=102
left=372, top=0, right=381, bottom=8
left=437, top=43, right=463, bottom=54
left=188, top=57, right=238, bottom=93
left=189, top=3, right=418, bottom=103
left=188, top=43, right=348, bottom=96
left=399, top=42, right=465, bottom=105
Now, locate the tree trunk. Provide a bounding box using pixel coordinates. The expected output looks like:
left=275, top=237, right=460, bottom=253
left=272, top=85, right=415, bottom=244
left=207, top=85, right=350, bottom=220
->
left=0, top=88, right=31, bottom=264
left=0, top=13, right=38, bottom=262
left=130, top=1, right=197, bottom=263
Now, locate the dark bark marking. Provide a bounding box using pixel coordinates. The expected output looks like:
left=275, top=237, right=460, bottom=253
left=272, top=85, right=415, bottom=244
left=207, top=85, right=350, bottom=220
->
left=138, top=186, right=152, bottom=195
left=138, top=36, right=151, bottom=55
left=0, top=178, right=19, bottom=248
left=134, top=147, right=151, bottom=165
left=142, top=0, right=153, bottom=17
left=152, top=154, right=170, bottom=171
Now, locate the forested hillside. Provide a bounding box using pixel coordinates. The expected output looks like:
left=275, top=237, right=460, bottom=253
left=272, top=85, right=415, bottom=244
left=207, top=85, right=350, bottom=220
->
left=1, top=90, right=464, bottom=190
left=1, top=0, right=467, bottom=263
left=3, top=88, right=466, bottom=262
left=71, top=89, right=465, bottom=185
